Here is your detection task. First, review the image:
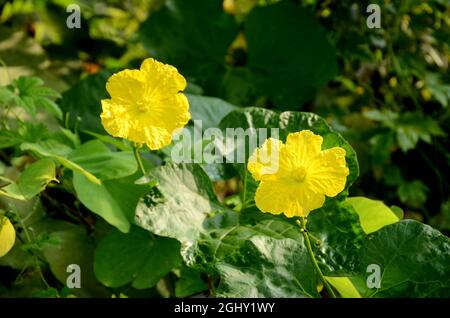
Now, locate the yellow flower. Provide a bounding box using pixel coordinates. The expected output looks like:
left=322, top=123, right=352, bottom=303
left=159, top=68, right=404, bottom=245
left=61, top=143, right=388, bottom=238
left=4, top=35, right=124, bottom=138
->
left=100, top=58, right=191, bottom=150
left=247, top=130, right=349, bottom=218
left=0, top=216, right=15, bottom=258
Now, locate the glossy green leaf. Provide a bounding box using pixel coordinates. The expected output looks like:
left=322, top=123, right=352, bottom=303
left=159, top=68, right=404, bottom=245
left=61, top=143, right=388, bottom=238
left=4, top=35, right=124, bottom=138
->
left=135, top=163, right=238, bottom=262
left=215, top=236, right=319, bottom=298
left=94, top=226, right=182, bottom=289
left=307, top=201, right=366, bottom=276
left=356, top=220, right=450, bottom=297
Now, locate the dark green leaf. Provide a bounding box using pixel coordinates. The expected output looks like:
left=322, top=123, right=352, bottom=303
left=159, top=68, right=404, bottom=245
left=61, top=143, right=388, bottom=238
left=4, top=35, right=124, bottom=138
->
left=94, top=226, right=182, bottom=289
left=244, top=1, right=338, bottom=108
left=175, top=266, right=208, bottom=297
left=356, top=220, right=450, bottom=297
left=140, top=0, right=239, bottom=93
left=60, top=71, right=112, bottom=133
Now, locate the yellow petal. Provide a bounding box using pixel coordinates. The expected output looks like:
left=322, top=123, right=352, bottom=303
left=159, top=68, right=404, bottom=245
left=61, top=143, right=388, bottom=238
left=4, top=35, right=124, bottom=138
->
left=100, top=58, right=190, bottom=150
left=0, top=216, right=15, bottom=258
left=140, top=58, right=187, bottom=94
left=106, top=69, right=146, bottom=104
left=247, top=138, right=284, bottom=181
left=285, top=130, right=323, bottom=167
left=254, top=180, right=325, bottom=218
left=100, top=99, right=131, bottom=139
left=306, top=147, right=349, bottom=197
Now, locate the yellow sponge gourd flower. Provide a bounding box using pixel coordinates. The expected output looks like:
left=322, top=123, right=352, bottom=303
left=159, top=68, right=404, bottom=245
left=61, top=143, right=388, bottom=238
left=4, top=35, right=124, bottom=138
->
left=248, top=130, right=349, bottom=218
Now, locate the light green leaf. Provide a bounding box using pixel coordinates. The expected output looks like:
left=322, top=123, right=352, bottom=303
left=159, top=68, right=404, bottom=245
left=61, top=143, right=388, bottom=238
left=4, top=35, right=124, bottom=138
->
left=346, top=197, right=400, bottom=234
left=21, top=140, right=101, bottom=185
left=18, top=158, right=56, bottom=199
left=68, top=140, right=137, bottom=180
left=325, top=277, right=361, bottom=298
left=73, top=172, right=130, bottom=233
left=0, top=159, right=56, bottom=200
left=187, top=94, right=236, bottom=129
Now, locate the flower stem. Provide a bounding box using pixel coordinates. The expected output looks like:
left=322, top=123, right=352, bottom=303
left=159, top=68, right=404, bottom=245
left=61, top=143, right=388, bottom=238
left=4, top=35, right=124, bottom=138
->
left=296, top=217, right=336, bottom=298
left=133, top=146, right=146, bottom=176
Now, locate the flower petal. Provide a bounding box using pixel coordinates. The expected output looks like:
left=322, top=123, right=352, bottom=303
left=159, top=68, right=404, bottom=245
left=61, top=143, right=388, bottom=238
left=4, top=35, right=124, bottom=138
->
left=285, top=130, right=323, bottom=167
left=140, top=58, right=187, bottom=94
left=255, top=179, right=325, bottom=217
left=247, top=138, right=284, bottom=181
left=100, top=99, right=131, bottom=138
left=306, top=147, right=349, bottom=197
left=0, top=217, right=15, bottom=258
left=106, top=69, right=146, bottom=103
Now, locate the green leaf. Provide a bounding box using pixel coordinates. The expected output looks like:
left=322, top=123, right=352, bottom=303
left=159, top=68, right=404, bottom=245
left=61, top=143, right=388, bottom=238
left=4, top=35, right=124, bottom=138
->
left=21, top=140, right=101, bottom=185
left=59, top=71, right=112, bottom=133
left=17, top=158, right=56, bottom=199
left=94, top=226, right=181, bottom=289
left=187, top=94, right=237, bottom=129
left=175, top=266, right=208, bottom=297
left=72, top=170, right=148, bottom=232
left=325, top=277, right=361, bottom=298
left=40, top=220, right=108, bottom=297
left=397, top=180, right=429, bottom=209
left=215, top=236, right=319, bottom=298
left=356, top=220, right=450, bottom=297
left=21, top=140, right=73, bottom=157
left=135, top=163, right=238, bottom=261
left=346, top=197, right=400, bottom=234
left=33, top=96, right=63, bottom=120
left=140, top=0, right=239, bottom=94
left=10, top=76, right=62, bottom=119
left=244, top=1, right=338, bottom=107
left=307, top=201, right=366, bottom=276
left=365, top=110, right=445, bottom=152
left=0, top=159, right=56, bottom=200
left=73, top=172, right=130, bottom=233
left=68, top=140, right=137, bottom=180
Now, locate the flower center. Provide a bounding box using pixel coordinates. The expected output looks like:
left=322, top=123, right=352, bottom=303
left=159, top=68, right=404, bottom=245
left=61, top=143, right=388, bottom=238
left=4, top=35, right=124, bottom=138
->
left=292, top=166, right=307, bottom=182
left=137, top=99, right=152, bottom=112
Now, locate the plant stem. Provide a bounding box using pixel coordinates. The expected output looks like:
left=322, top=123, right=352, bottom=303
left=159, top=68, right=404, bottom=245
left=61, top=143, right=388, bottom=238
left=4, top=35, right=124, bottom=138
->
left=207, top=275, right=216, bottom=297
left=133, top=145, right=146, bottom=176
left=296, top=217, right=336, bottom=298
